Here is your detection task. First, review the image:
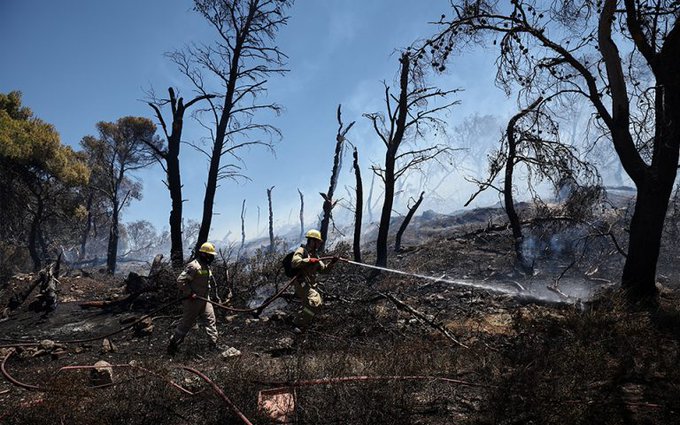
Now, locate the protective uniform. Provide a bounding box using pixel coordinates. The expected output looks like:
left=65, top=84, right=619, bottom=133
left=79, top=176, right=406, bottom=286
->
left=291, top=246, right=329, bottom=327
left=170, top=258, right=218, bottom=347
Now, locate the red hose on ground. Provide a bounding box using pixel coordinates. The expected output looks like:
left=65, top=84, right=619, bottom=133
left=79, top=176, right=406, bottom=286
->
left=179, top=366, right=254, bottom=425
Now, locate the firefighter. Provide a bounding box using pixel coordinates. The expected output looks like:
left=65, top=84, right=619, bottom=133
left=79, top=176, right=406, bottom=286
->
left=290, top=229, right=338, bottom=331
left=167, top=242, right=221, bottom=355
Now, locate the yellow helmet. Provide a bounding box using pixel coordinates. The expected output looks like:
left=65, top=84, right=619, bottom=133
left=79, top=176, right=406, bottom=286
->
left=305, top=229, right=323, bottom=241
left=198, top=242, right=217, bottom=256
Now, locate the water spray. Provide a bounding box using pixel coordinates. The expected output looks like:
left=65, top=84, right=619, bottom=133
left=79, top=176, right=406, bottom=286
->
left=340, top=258, right=520, bottom=296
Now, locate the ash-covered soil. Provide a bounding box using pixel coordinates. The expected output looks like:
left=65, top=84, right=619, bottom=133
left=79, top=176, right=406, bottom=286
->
left=2, top=211, right=680, bottom=424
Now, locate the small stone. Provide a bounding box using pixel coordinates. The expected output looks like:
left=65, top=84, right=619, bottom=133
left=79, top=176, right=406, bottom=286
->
left=220, top=347, right=241, bottom=358
left=225, top=315, right=239, bottom=322
left=39, top=340, right=56, bottom=350
left=269, top=310, right=287, bottom=321
left=101, top=338, right=116, bottom=353
left=90, top=360, right=113, bottom=386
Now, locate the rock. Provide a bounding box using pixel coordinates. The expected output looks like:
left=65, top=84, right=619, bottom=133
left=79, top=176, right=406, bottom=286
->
left=275, top=337, right=294, bottom=350
left=101, top=338, right=116, bottom=353
left=133, top=317, right=154, bottom=336
left=268, top=310, right=287, bottom=321
left=245, top=318, right=259, bottom=324
left=90, top=360, right=114, bottom=386
left=220, top=347, right=242, bottom=358
left=225, top=315, right=239, bottom=322
left=39, top=339, right=56, bottom=350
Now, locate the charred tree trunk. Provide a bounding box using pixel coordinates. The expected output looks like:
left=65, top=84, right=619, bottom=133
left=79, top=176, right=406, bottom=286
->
left=267, top=186, right=275, bottom=253
left=106, top=198, right=120, bottom=274
left=367, top=173, right=376, bottom=224
left=600, top=2, right=680, bottom=299
left=375, top=55, right=411, bottom=269
left=28, top=201, right=43, bottom=271
left=238, top=199, right=246, bottom=259
left=148, top=89, right=215, bottom=268
left=195, top=1, right=269, bottom=255
left=395, top=191, right=424, bottom=253
left=298, top=189, right=304, bottom=241
left=620, top=84, right=679, bottom=299
left=319, top=105, right=355, bottom=250
left=376, top=150, right=396, bottom=268
left=79, top=192, right=94, bottom=261
left=352, top=147, right=363, bottom=262
left=505, top=99, right=542, bottom=273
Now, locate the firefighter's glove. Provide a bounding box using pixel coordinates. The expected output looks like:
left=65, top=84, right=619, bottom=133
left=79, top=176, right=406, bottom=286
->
left=190, top=292, right=197, bottom=300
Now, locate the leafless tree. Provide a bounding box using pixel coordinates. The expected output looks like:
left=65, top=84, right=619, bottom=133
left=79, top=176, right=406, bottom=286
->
left=267, top=186, right=275, bottom=253
left=395, top=191, right=425, bottom=253
left=298, top=189, right=304, bottom=241
left=238, top=199, right=246, bottom=259
left=145, top=87, right=215, bottom=268
left=423, top=0, right=680, bottom=299
left=319, top=105, right=355, bottom=250
left=465, top=96, right=599, bottom=272
left=365, top=52, right=459, bottom=268
left=352, top=147, right=364, bottom=262
left=166, top=0, right=292, bottom=255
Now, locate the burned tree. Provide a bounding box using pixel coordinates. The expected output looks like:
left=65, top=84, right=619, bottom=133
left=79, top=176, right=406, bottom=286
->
left=352, top=147, right=363, bottom=262
left=425, top=0, right=680, bottom=299
left=466, top=96, right=599, bottom=272
left=395, top=191, right=425, bottom=253
left=365, top=52, right=459, bottom=268
left=267, top=186, right=275, bottom=253
left=166, top=0, right=291, bottom=255
left=319, top=105, right=355, bottom=250
left=81, top=117, right=159, bottom=274
left=298, top=189, right=304, bottom=242
left=146, top=88, right=215, bottom=268
left=238, top=199, right=246, bottom=259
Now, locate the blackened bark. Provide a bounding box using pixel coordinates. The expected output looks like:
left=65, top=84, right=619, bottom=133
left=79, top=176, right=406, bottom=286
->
left=239, top=199, right=246, bottom=259
left=267, top=186, right=275, bottom=253
left=505, top=99, right=542, bottom=272
left=621, top=83, right=679, bottom=298
left=352, top=147, right=363, bottom=262
left=196, top=3, right=258, bottom=254
left=106, top=199, right=119, bottom=274
left=395, top=191, right=424, bottom=253
left=79, top=192, right=93, bottom=261
left=28, top=201, right=42, bottom=271
left=376, top=54, right=411, bottom=268
left=298, top=189, right=304, bottom=242
left=320, top=105, right=355, bottom=251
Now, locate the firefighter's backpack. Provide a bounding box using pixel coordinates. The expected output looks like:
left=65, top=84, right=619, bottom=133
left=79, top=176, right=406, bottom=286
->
left=282, top=248, right=306, bottom=278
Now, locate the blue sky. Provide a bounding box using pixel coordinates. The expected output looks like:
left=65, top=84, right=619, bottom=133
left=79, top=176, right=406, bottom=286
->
left=1, top=1, right=516, bottom=243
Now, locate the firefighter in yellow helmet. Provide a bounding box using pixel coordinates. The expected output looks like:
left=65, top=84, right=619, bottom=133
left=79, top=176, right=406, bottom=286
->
left=167, top=242, right=221, bottom=355
left=290, top=229, right=338, bottom=331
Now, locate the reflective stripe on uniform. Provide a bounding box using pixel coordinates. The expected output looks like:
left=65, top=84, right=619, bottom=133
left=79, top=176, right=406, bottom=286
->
left=197, top=270, right=210, bottom=276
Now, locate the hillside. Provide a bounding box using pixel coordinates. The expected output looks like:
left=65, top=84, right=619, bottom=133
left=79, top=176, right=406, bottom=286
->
left=1, top=205, right=680, bottom=424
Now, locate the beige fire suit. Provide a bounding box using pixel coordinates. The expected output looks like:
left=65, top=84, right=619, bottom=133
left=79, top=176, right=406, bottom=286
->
left=291, top=246, right=328, bottom=327
left=172, top=259, right=218, bottom=344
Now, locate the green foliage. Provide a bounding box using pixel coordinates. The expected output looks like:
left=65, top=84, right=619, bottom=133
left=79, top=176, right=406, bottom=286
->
left=0, top=91, right=90, bottom=270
